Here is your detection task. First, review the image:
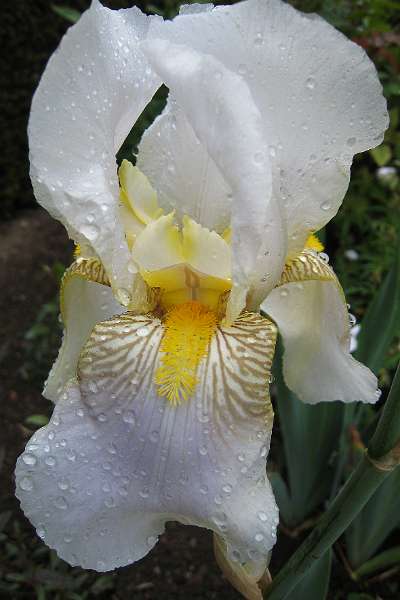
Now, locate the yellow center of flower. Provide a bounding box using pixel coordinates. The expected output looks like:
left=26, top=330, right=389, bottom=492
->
left=155, top=301, right=218, bottom=405
left=305, top=233, right=324, bottom=252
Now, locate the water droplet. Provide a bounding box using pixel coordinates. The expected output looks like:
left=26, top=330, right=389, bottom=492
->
left=150, top=431, right=159, bottom=443
left=319, top=252, right=330, bottom=263
left=306, top=76, right=315, bottom=90
left=22, top=453, right=37, bottom=466
left=54, top=496, right=68, bottom=510
left=58, top=478, right=70, bottom=491
left=347, top=137, right=357, bottom=147
left=45, top=456, right=56, bottom=467
left=320, top=201, right=331, bottom=212
left=19, top=476, right=34, bottom=491
left=258, top=511, right=268, bottom=522
left=115, top=288, right=131, bottom=307
left=254, top=32, right=264, bottom=46
left=81, top=224, right=99, bottom=241
left=122, top=410, right=136, bottom=425
left=136, top=326, right=150, bottom=337
left=147, top=535, right=157, bottom=546
left=255, top=532, right=264, bottom=542
left=127, top=259, right=137, bottom=274
left=37, top=525, right=46, bottom=539
left=139, top=487, right=149, bottom=498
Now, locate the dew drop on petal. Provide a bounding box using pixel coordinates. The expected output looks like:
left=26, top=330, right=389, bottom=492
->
left=81, top=224, right=99, bottom=241
left=115, top=288, right=131, bottom=307
left=147, top=535, right=157, bottom=547
left=19, top=476, right=34, bottom=491
left=54, top=496, right=68, bottom=510
left=320, top=201, right=331, bottom=212
left=306, top=76, right=315, bottom=90
left=22, top=453, right=37, bottom=466
left=136, top=326, right=150, bottom=337
left=122, top=410, right=136, bottom=425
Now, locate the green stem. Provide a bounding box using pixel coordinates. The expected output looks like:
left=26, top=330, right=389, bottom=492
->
left=264, top=363, right=400, bottom=600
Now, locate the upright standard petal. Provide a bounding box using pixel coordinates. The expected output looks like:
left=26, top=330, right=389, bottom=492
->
left=148, top=0, right=388, bottom=256
left=137, top=98, right=232, bottom=233
left=29, top=0, right=161, bottom=294
left=142, top=40, right=286, bottom=319
left=262, top=251, right=379, bottom=404
left=16, top=311, right=278, bottom=575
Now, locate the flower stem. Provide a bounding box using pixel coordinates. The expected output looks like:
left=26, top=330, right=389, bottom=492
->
left=264, top=364, right=400, bottom=600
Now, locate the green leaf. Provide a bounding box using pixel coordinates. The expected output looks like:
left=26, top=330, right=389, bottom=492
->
left=346, top=467, right=400, bottom=567
left=269, top=472, right=293, bottom=525
left=273, top=339, right=344, bottom=525
left=285, top=549, right=332, bottom=600
left=370, top=144, right=392, bottom=166
left=355, top=545, right=400, bottom=578
left=355, top=248, right=400, bottom=374
left=52, top=4, right=81, bottom=24
left=24, top=414, right=49, bottom=428
left=347, top=595, right=375, bottom=600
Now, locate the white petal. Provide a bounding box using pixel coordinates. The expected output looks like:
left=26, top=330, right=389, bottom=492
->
left=182, top=216, right=231, bottom=281
left=148, top=0, right=388, bottom=255
left=119, top=159, right=162, bottom=225
left=44, top=268, right=123, bottom=403
left=142, top=39, right=286, bottom=316
left=131, top=213, right=183, bottom=272
left=29, top=0, right=161, bottom=292
left=137, top=98, right=232, bottom=232
left=16, top=312, right=279, bottom=571
left=262, top=277, right=379, bottom=404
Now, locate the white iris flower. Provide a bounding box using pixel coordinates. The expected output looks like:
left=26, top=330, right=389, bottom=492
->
left=16, top=0, right=388, bottom=597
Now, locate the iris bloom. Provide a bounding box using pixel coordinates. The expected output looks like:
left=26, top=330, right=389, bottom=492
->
left=16, top=0, right=388, bottom=597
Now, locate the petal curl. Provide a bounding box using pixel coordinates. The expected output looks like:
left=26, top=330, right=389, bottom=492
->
left=29, top=0, right=161, bottom=293
left=148, top=0, right=388, bottom=257
left=262, top=251, right=379, bottom=404
left=16, top=312, right=279, bottom=572
left=44, top=259, right=123, bottom=403
left=141, top=40, right=286, bottom=319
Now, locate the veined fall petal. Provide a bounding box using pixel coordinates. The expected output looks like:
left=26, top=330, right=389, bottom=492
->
left=262, top=250, right=379, bottom=404
left=16, top=311, right=278, bottom=572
